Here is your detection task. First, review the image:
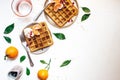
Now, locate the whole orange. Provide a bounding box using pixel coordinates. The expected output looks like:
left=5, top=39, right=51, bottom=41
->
left=37, top=69, right=48, bottom=80
left=5, top=46, right=18, bottom=60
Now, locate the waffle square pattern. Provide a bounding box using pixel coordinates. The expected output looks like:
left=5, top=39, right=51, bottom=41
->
left=44, top=0, right=78, bottom=28
left=24, top=22, right=53, bottom=52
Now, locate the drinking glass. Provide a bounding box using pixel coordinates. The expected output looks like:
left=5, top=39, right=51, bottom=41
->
left=11, top=0, right=33, bottom=17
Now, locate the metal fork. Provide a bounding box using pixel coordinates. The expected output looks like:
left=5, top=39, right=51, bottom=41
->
left=19, top=0, right=49, bottom=67
left=20, top=33, right=34, bottom=67
left=34, top=0, right=48, bottom=21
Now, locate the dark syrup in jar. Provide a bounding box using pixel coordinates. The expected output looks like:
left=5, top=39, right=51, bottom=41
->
left=8, top=71, right=18, bottom=79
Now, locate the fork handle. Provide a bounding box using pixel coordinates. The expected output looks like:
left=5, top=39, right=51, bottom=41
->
left=26, top=49, right=34, bottom=67
left=33, top=0, right=48, bottom=21
left=23, top=45, right=34, bottom=67
left=34, top=9, right=44, bottom=21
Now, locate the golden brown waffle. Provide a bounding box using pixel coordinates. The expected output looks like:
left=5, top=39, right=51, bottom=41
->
left=24, top=22, right=53, bottom=52
left=44, top=1, right=78, bottom=27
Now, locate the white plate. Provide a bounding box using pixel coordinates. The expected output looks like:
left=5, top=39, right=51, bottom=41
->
left=44, top=0, right=79, bottom=28
left=21, top=23, right=50, bottom=55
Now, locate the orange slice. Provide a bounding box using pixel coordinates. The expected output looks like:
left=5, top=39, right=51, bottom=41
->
left=32, top=24, right=41, bottom=35
left=53, top=0, right=60, bottom=3
left=54, top=3, right=63, bottom=12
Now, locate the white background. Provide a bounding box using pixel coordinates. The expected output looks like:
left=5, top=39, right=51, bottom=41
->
left=0, top=0, right=120, bottom=80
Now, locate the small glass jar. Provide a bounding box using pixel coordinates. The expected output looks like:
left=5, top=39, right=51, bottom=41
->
left=8, top=65, right=23, bottom=80
left=11, top=0, right=33, bottom=17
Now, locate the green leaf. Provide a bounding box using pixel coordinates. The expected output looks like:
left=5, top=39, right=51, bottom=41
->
left=26, top=67, right=30, bottom=76
left=82, top=7, right=90, bottom=13
left=60, top=60, right=71, bottom=67
left=40, top=60, right=47, bottom=64
left=53, top=33, right=66, bottom=40
left=20, top=55, right=26, bottom=63
left=81, top=14, right=90, bottom=22
left=4, top=23, right=14, bottom=34
left=3, top=36, right=11, bottom=43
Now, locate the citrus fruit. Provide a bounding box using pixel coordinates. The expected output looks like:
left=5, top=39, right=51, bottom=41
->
left=54, top=3, right=63, bottom=12
left=4, top=46, right=18, bottom=60
left=37, top=69, right=48, bottom=80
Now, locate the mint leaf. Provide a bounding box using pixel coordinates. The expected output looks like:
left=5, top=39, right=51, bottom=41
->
left=82, top=7, right=90, bottom=13
left=4, top=23, right=14, bottom=34
left=3, top=36, right=11, bottom=43
left=53, top=33, right=66, bottom=40
left=81, top=14, right=90, bottom=22
left=40, top=60, right=47, bottom=64
left=20, top=55, right=26, bottom=63
left=26, top=67, right=30, bottom=76
left=60, top=60, right=71, bottom=67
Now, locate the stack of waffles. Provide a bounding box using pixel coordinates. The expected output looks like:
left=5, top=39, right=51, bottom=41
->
left=23, top=22, right=53, bottom=52
left=44, top=0, right=78, bottom=28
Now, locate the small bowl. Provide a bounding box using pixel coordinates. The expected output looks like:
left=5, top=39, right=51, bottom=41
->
left=8, top=65, right=23, bottom=80
left=11, top=0, right=33, bottom=17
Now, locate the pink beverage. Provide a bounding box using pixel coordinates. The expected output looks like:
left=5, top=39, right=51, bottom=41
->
left=11, top=0, right=33, bottom=17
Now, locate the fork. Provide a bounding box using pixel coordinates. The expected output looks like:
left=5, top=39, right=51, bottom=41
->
left=34, top=0, right=48, bottom=21
left=20, top=33, right=34, bottom=67
left=19, top=0, right=49, bottom=67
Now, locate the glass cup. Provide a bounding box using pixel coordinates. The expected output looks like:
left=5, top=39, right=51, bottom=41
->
left=8, top=65, right=23, bottom=80
left=11, top=0, right=33, bottom=17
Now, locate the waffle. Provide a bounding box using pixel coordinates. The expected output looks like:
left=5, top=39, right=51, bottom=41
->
left=24, top=22, right=53, bottom=52
left=44, top=0, right=78, bottom=27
